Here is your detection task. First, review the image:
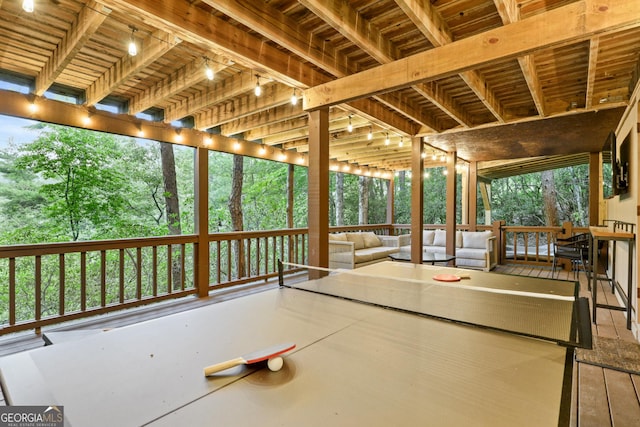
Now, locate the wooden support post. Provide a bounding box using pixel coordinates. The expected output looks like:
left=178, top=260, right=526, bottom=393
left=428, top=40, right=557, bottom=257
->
left=308, top=108, right=330, bottom=277
left=410, top=137, right=424, bottom=263
left=468, top=161, right=478, bottom=230
left=446, top=152, right=457, bottom=265
left=589, top=152, right=601, bottom=226
left=195, top=147, right=210, bottom=297
left=386, top=176, right=395, bottom=232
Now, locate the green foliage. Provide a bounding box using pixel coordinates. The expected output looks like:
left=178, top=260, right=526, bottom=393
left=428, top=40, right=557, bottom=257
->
left=490, top=165, right=590, bottom=227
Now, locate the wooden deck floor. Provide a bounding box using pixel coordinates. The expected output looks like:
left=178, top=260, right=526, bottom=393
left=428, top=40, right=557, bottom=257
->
left=1, top=264, right=639, bottom=426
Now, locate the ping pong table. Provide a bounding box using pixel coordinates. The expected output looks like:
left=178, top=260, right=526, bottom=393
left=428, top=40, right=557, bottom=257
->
left=0, top=261, right=590, bottom=426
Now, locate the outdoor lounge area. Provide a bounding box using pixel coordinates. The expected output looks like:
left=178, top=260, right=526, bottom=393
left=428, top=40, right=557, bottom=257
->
left=0, top=1, right=639, bottom=426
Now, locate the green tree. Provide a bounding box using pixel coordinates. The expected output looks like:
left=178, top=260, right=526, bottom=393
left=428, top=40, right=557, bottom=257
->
left=13, top=125, right=131, bottom=241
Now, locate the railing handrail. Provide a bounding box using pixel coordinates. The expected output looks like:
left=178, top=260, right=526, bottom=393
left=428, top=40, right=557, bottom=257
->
left=1, top=222, right=593, bottom=335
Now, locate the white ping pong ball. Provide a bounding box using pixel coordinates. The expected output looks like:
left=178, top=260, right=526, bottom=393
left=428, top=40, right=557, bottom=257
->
left=267, top=357, right=284, bottom=372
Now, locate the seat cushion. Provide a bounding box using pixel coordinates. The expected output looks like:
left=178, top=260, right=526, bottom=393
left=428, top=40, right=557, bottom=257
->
left=456, top=248, right=487, bottom=260
left=456, top=258, right=487, bottom=269
left=357, top=247, right=398, bottom=261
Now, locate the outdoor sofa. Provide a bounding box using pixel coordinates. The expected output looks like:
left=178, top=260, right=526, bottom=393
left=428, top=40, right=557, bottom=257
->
left=328, top=232, right=409, bottom=269
left=399, top=229, right=497, bottom=271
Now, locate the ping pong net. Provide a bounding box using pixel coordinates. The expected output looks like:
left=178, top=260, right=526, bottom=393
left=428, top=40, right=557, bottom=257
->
left=278, top=260, right=591, bottom=349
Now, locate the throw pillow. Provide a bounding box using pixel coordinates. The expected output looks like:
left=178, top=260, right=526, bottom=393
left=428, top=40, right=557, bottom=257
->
left=329, top=233, right=348, bottom=242
left=422, top=230, right=435, bottom=245
left=433, top=230, right=446, bottom=246
left=346, top=232, right=366, bottom=250
left=362, top=232, right=382, bottom=248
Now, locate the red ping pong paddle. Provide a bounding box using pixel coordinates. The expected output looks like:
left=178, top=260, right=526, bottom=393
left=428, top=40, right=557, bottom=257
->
left=203, top=342, right=296, bottom=376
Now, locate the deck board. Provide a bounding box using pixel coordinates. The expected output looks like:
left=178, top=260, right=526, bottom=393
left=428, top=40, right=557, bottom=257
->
left=578, top=363, right=612, bottom=427
left=604, top=369, right=640, bottom=426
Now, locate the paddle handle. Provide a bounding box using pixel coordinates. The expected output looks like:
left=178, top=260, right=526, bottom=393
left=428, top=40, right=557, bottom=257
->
left=204, top=357, right=245, bottom=376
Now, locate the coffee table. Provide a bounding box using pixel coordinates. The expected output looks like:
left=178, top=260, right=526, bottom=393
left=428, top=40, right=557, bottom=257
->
left=388, top=251, right=456, bottom=265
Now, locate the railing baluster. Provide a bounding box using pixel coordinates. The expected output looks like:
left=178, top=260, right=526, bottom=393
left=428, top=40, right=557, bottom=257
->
left=35, top=255, right=41, bottom=323
left=216, top=241, right=221, bottom=284
left=59, top=253, right=65, bottom=315
left=152, top=246, right=158, bottom=297
left=81, top=252, right=86, bottom=312
left=137, top=247, right=142, bottom=300
left=181, top=243, right=186, bottom=291
left=101, top=250, right=106, bottom=307
left=167, top=244, right=173, bottom=294
left=119, top=248, right=125, bottom=303
left=9, top=257, right=15, bottom=325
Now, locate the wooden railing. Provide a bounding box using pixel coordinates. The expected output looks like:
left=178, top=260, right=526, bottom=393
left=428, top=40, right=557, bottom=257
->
left=0, top=222, right=590, bottom=335
left=501, top=222, right=589, bottom=266
left=0, top=229, right=309, bottom=335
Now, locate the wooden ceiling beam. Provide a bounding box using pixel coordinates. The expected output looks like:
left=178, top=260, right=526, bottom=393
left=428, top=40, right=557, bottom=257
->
left=300, top=0, right=463, bottom=129
left=494, top=0, right=546, bottom=117
left=585, top=37, right=601, bottom=109
left=85, top=29, right=178, bottom=106
left=98, top=0, right=416, bottom=135
left=35, top=1, right=110, bottom=96
left=205, top=0, right=433, bottom=133
left=193, top=83, right=292, bottom=131
left=130, top=54, right=230, bottom=114
left=221, top=104, right=305, bottom=137
left=234, top=108, right=351, bottom=140
left=257, top=116, right=377, bottom=146
left=304, top=0, right=640, bottom=110
left=164, top=69, right=258, bottom=124
left=396, top=0, right=505, bottom=123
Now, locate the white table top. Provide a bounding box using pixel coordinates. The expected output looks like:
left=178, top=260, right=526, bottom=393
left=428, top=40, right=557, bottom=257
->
left=0, top=262, right=575, bottom=426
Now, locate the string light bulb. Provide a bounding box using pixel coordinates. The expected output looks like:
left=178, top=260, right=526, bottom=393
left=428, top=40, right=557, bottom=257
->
left=367, top=126, right=373, bottom=140
left=290, top=88, right=298, bottom=105
left=22, top=0, right=34, bottom=13
left=128, top=28, right=138, bottom=57
left=399, top=137, right=404, bottom=147
left=385, top=133, right=390, bottom=145
left=347, top=115, right=353, bottom=132
left=204, top=58, right=214, bottom=80
left=254, top=75, right=261, bottom=97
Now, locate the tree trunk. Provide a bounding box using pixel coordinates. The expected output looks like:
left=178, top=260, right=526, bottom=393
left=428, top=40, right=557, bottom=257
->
left=160, top=142, right=182, bottom=290
left=359, top=176, right=370, bottom=224
left=228, top=154, right=245, bottom=278
left=541, top=170, right=559, bottom=226
left=335, top=173, right=344, bottom=226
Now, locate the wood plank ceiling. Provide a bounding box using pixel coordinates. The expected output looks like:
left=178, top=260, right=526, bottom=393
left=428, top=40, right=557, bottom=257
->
left=0, top=0, right=638, bottom=178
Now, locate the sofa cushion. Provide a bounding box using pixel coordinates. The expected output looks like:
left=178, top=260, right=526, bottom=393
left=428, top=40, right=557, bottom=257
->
left=457, top=248, right=488, bottom=260
left=462, top=231, right=491, bottom=249
left=362, top=232, right=382, bottom=248
left=422, top=230, right=435, bottom=245
left=346, top=232, right=366, bottom=250
left=329, top=232, right=348, bottom=242
left=456, top=258, right=487, bottom=269
left=357, top=247, right=398, bottom=260
left=433, top=230, right=446, bottom=246
left=329, top=251, right=355, bottom=264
